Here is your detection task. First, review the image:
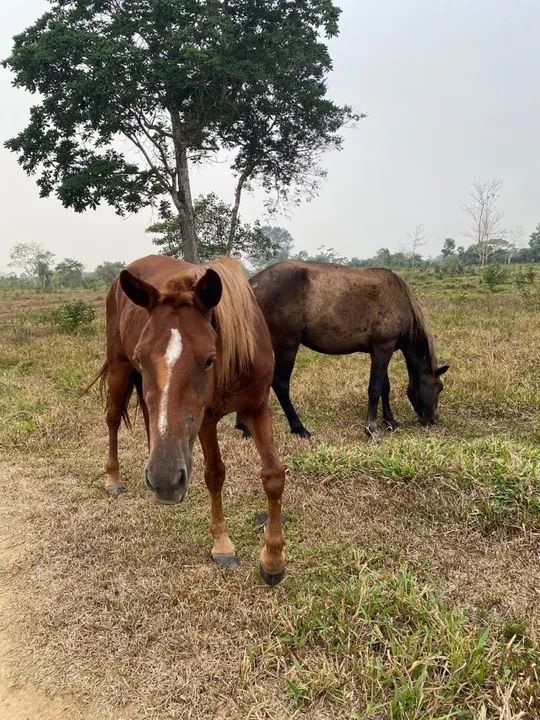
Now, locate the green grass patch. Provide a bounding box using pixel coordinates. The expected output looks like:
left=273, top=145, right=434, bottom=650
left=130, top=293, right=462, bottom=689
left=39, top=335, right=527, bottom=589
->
left=293, top=437, right=540, bottom=532
left=261, top=553, right=540, bottom=718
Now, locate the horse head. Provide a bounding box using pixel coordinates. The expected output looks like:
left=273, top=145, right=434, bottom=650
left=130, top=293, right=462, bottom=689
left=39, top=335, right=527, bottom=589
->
left=407, top=364, right=450, bottom=426
left=120, top=267, right=222, bottom=504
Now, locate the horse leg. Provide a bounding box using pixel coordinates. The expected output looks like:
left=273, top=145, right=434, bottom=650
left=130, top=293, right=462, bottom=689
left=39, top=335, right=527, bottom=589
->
left=105, top=360, right=133, bottom=495
left=365, top=345, right=394, bottom=440
left=382, top=371, right=399, bottom=431
left=133, top=372, right=150, bottom=446
left=243, top=401, right=286, bottom=586
left=273, top=342, right=311, bottom=438
left=199, top=417, right=238, bottom=567
left=234, top=414, right=252, bottom=439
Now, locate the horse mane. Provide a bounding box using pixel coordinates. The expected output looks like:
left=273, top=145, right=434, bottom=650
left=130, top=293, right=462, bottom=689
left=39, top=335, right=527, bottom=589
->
left=208, top=256, right=256, bottom=389
left=162, top=256, right=256, bottom=389
left=394, top=274, right=438, bottom=372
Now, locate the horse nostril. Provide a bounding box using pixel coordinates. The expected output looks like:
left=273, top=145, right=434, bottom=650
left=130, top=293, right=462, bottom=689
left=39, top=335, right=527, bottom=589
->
left=145, top=467, right=153, bottom=490
left=172, top=468, right=187, bottom=490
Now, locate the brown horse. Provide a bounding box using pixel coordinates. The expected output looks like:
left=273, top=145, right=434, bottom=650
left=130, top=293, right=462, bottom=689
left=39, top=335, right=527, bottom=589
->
left=92, top=254, right=285, bottom=586
left=236, top=261, right=449, bottom=439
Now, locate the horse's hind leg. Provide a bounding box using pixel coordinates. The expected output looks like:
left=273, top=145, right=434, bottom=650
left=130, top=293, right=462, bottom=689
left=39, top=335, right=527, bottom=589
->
left=382, top=371, right=399, bottom=431
left=199, top=417, right=238, bottom=568
left=234, top=414, right=252, bottom=439
left=273, top=342, right=311, bottom=438
left=365, top=344, right=394, bottom=440
left=243, top=401, right=286, bottom=586
left=105, top=360, right=133, bottom=495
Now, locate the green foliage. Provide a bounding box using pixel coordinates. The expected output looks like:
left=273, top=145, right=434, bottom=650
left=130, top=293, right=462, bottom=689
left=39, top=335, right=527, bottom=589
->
left=529, top=224, right=540, bottom=261
left=441, top=237, right=456, bottom=257
left=250, top=226, right=295, bottom=270
left=55, top=258, right=84, bottom=288
left=93, top=261, right=125, bottom=286
left=4, top=0, right=356, bottom=261
left=514, top=267, right=535, bottom=297
left=292, top=244, right=347, bottom=264
left=483, top=264, right=508, bottom=292
left=51, top=300, right=95, bottom=333
left=147, top=193, right=279, bottom=264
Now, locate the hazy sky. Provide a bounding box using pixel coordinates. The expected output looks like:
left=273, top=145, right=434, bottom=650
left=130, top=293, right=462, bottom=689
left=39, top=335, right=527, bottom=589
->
left=1, top=0, right=539, bottom=271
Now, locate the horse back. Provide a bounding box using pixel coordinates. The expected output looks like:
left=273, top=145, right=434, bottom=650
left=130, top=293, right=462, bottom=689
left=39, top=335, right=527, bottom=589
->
left=250, top=261, right=415, bottom=354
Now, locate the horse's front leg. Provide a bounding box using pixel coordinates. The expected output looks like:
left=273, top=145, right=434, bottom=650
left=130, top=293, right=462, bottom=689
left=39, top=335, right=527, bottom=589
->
left=104, top=360, right=133, bottom=495
left=243, top=401, right=286, bottom=586
left=198, top=417, right=239, bottom=568
left=381, top=371, right=399, bottom=431
left=365, top=344, right=394, bottom=440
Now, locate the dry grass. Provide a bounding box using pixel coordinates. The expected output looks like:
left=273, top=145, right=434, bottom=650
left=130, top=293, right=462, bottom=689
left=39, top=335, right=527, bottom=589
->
left=0, top=269, right=539, bottom=719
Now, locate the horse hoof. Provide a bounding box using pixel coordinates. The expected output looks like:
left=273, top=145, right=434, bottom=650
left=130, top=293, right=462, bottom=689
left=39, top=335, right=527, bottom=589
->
left=259, top=564, right=286, bottom=587
left=212, top=553, right=240, bottom=569
left=383, top=420, right=399, bottom=432
left=364, top=427, right=381, bottom=443
left=106, top=483, right=126, bottom=496
left=292, top=427, right=311, bottom=439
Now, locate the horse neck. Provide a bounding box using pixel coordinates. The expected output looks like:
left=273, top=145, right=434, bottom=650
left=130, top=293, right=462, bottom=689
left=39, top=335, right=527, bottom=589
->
left=401, top=335, right=434, bottom=383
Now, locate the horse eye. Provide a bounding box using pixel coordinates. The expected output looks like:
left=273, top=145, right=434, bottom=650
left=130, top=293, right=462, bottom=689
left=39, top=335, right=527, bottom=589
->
left=204, top=356, right=215, bottom=370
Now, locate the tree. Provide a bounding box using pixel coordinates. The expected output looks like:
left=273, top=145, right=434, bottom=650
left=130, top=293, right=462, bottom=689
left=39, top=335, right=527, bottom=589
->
left=406, top=225, right=425, bottom=268
left=147, top=193, right=279, bottom=265
left=441, top=238, right=456, bottom=257
left=250, top=226, right=295, bottom=271
left=290, top=245, right=346, bottom=264
left=94, top=261, right=125, bottom=285
left=529, top=224, right=540, bottom=262
left=9, top=242, right=55, bottom=288
left=4, top=1, right=358, bottom=263
left=55, top=258, right=84, bottom=287
left=260, top=227, right=295, bottom=262
left=463, top=179, right=505, bottom=266
left=501, top=226, right=525, bottom=264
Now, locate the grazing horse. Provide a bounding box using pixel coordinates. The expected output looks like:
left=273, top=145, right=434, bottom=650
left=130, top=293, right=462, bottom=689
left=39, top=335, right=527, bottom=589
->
left=92, top=254, right=286, bottom=586
left=236, top=261, right=449, bottom=439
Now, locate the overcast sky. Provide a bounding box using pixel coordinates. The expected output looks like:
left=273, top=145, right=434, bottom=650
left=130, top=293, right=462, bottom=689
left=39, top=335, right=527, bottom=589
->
left=1, top=0, right=539, bottom=271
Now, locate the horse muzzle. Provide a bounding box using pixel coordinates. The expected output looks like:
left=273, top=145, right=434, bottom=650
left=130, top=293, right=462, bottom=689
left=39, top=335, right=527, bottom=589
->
left=145, top=465, right=189, bottom=505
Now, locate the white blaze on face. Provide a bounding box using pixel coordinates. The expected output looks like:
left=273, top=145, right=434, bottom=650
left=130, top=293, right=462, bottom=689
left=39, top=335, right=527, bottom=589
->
left=158, top=328, right=183, bottom=438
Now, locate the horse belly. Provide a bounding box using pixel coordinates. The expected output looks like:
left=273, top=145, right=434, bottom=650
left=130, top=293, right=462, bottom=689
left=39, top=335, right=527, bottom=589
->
left=302, top=322, right=370, bottom=354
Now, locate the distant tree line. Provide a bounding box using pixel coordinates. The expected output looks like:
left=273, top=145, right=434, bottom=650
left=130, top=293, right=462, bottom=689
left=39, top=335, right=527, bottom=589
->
left=4, top=216, right=539, bottom=292
left=4, top=242, right=124, bottom=289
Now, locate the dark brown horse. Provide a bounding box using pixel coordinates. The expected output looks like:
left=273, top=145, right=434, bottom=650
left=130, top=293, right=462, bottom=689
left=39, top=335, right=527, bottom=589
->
left=236, top=261, right=449, bottom=439
left=92, top=254, right=285, bottom=586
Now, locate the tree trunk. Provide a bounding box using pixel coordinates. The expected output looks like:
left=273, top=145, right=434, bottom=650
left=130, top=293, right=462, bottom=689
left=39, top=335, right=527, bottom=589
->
left=170, top=110, right=198, bottom=263
left=226, top=166, right=253, bottom=255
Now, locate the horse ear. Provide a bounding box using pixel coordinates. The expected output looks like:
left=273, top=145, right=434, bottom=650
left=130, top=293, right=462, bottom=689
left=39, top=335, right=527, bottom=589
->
left=436, top=364, right=450, bottom=376
left=194, top=268, right=222, bottom=311
left=119, top=270, right=160, bottom=310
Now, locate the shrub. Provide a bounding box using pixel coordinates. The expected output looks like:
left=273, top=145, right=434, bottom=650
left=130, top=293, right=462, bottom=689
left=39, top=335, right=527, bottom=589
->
left=51, top=300, right=95, bottom=332
left=483, top=264, right=508, bottom=292
left=514, top=267, right=535, bottom=297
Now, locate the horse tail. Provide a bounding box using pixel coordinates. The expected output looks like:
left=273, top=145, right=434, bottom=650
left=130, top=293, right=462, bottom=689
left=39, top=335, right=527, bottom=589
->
left=80, top=361, right=109, bottom=399
left=393, top=273, right=437, bottom=370
left=80, top=360, right=140, bottom=431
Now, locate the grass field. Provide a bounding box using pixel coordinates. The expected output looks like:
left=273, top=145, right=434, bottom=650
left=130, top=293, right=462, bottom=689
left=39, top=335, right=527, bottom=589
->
left=0, top=267, right=539, bottom=719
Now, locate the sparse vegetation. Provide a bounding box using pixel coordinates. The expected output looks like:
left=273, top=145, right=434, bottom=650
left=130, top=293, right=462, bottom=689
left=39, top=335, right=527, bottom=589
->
left=0, top=269, right=539, bottom=719
left=483, top=263, right=509, bottom=292
left=50, top=300, right=96, bottom=333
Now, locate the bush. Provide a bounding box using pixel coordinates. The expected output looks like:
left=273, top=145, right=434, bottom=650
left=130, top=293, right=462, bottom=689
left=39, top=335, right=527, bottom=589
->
left=483, top=264, right=508, bottom=292
left=51, top=300, right=96, bottom=332
left=514, top=267, right=535, bottom=298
